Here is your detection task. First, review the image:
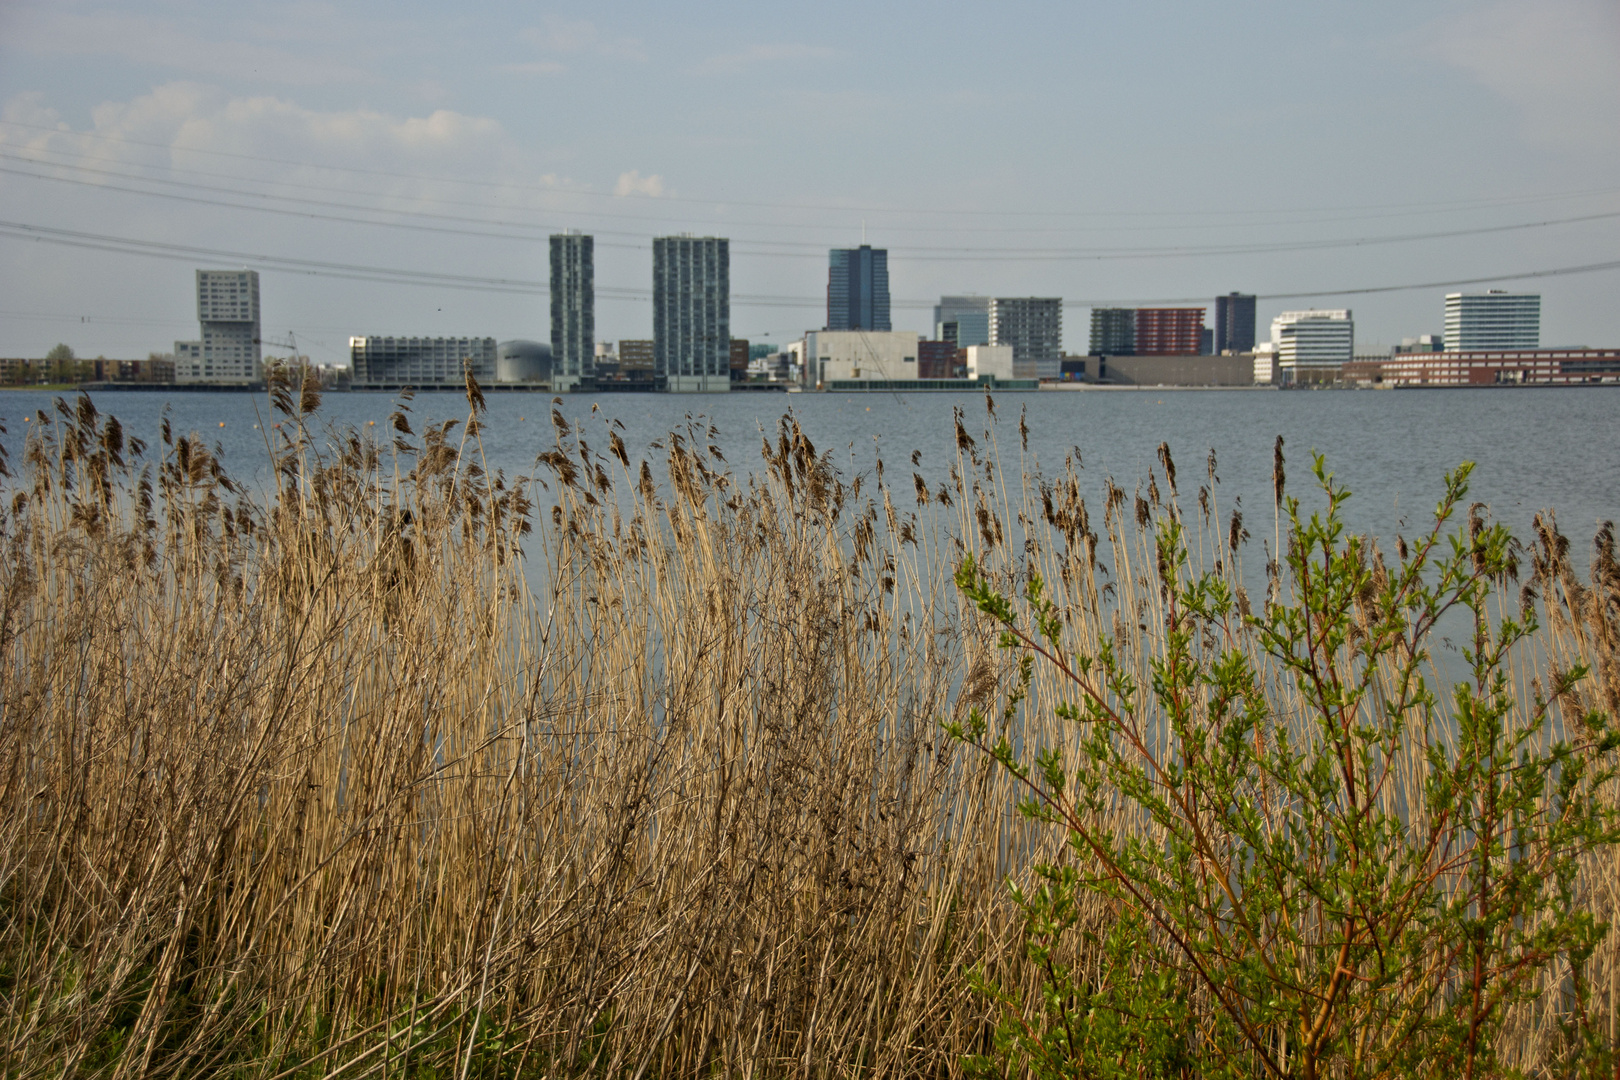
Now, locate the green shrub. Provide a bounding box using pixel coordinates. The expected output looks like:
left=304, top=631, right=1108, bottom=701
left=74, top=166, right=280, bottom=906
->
left=951, top=455, right=1620, bottom=1080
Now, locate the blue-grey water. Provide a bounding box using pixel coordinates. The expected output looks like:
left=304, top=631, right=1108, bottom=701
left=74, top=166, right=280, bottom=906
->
left=3, top=385, right=1617, bottom=564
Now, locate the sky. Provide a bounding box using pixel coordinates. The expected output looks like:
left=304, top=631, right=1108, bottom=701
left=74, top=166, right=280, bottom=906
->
left=1, top=0, right=1618, bottom=366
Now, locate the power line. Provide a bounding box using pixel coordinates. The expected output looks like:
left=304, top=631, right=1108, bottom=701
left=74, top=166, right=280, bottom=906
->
left=4, top=158, right=1617, bottom=262
left=4, top=217, right=1618, bottom=308
left=8, top=137, right=1618, bottom=238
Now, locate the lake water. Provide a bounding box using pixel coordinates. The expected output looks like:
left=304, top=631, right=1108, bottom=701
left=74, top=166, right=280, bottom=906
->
left=3, top=385, right=1617, bottom=565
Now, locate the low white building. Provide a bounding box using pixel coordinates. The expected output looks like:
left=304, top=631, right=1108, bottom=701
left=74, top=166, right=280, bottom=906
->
left=1253, top=342, right=1276, bottom=384
left=801, top=330, right=919, bottom=385
left=784, top=340, right=808, bottom=384
left=1271, top=310, right=1352, bottom=380
left=965, top=344, right=1015, bottom=381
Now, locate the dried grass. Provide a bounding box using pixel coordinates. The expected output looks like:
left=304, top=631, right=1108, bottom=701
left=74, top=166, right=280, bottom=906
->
left=0, top=387, right=1614, bottom=1077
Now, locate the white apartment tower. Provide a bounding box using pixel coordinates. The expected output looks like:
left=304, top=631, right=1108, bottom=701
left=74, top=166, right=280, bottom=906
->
left=1444, top=291, right=1540, bottom=351
left=1271, top=310, right=1353, bottom=378
left=175, top=269, right=261, bottom=384
left=550, top=233, right=593, bottom=391
left=653, top=235, right=730, bottom=393
left=988, top=297, right=1063, bottom=380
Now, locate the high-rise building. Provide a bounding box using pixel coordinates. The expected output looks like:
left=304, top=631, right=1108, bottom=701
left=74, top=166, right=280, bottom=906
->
left=175, top=269, right=261, bottom=384
left=1271, top=310, right=1353, bottom=379
left=989, top=297, right=1062, bottom=379
left=1444, top=291, right=1540, bottom=351
left=653, top=235, right=730, bottom=393
left=827, top=246, right=890, bottom=331
left=1089, top=308, right=1135, bottom=355
left=1134, top=308, right=1205, bottom=355
left=934, top=296, right=991, bottom=347
left=1215, top=293, right=1257, bottom=354
left=349, top=337, right=497, bottom=389
left=549, top=233, right=593, bottom=390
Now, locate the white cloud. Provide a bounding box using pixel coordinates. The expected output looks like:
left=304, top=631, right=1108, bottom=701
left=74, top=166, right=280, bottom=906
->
left=0, top=83, right=544, bottom=216
left=1425, top=0, right=1620, bottom=149
left=693, top=43, right=839, bottom=75
left=614, top=170, right=664, bottom=198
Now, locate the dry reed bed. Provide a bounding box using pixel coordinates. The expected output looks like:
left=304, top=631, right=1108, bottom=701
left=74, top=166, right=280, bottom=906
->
left=0, top=382, right=1616, bottom=1078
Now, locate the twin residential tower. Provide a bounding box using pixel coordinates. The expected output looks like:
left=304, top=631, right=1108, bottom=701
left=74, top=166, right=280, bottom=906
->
left=548, top=231, right=733, bottom=393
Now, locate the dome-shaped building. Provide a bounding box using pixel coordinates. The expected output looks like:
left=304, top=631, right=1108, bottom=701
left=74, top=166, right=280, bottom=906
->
left=495, top=339, right=551, bottom=384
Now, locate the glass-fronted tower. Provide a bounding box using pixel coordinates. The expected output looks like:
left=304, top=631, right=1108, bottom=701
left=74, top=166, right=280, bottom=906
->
left=827, top=245, right=890, bottom=331
left=1444, top=291, right=1540, bottom=351
left=1215, top=293, right=1256, bottom=354
left=934, top=295, right=990, bottom=347
left=549, top=233, right=593, bottom=391
left=653, top=235, right=730, bottom=393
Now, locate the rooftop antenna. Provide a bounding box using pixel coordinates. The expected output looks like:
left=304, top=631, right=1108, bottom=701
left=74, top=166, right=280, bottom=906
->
left=861, top=219, right=866, bottom=244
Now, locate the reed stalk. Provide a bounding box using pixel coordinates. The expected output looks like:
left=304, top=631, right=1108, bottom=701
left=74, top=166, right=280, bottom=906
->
left=0, top=383, right=1614, bottom=1077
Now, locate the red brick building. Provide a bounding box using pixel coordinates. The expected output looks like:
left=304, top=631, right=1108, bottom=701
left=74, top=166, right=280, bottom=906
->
left=1372, top=348, right=1620, bottom=387
left=1133, top=308, right=1205, bottom=355
left=917, top=339, right=963, bottom=379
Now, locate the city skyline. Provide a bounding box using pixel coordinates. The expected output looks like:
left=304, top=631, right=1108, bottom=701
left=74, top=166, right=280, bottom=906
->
left=1, top=1, right=1617, bottom=365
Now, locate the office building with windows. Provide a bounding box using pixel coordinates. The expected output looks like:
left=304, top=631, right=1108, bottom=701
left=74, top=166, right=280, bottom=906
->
left=1089, top=306, right=1205, bottom=356
left=1444, top=291, right=1540, bottom=351
left=1134, top=308, right=1205, bottom=355
left=549, top=233, right=593, bottom=391
left=1089, top=308, right=1136, bottom=355
left=653, top=235, right=730, bottom=392
left=827, top=245, right=890, bottom=331
left=989, top=297, right=1062, bottom=379
left=349, top=336, right=497, bottom=389
left=175, top=269, right=261, bottom=384
left=1215, top=292, right=1256, bottom=354
left=934, top=295, right=991, bottom=348
left=618, top=339, right=655, bottom=377
left=1271, top=310, right=1353, bottom=380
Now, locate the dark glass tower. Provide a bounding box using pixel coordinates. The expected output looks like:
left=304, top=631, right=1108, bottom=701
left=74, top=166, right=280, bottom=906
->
left=1215, top=293, right=1257, bottom=354
left=827, top=246, right=890, bottom=331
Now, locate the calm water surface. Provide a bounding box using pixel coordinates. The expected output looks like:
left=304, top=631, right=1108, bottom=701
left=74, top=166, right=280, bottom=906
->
left=3, top=385, right=1616, bottom=561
